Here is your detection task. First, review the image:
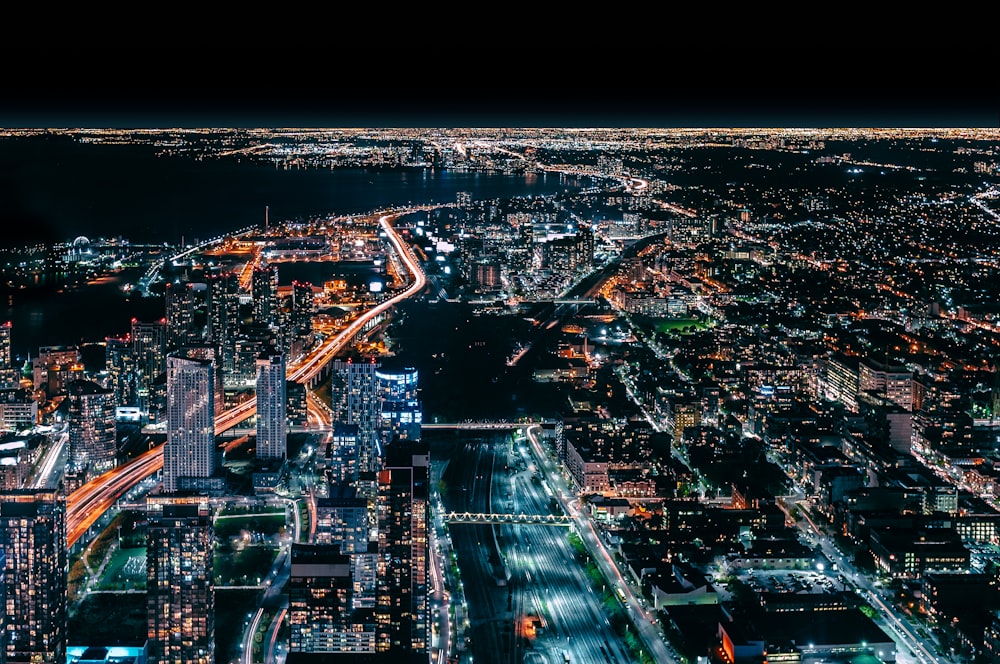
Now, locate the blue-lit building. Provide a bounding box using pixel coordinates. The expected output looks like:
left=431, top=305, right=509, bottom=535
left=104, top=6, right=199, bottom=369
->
left=66, top=644, right=147, bottom=664
left=376, top=365, right=422, bottom=445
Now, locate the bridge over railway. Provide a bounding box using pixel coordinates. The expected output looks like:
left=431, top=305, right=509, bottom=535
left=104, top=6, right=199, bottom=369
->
left=443, top=512, right=572, bottom=526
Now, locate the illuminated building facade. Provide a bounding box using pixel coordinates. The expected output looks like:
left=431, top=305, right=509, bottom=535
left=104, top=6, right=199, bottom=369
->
left=0, top=489, right=67, bottom=664
left=331, top=358, right=382, bottom=474
left=146, top=496, right=214, bottom=664
left=104, top=334, right=135, bottom=409
left=131, top=319, right=167, bottom=422
left=165, top=280, right=208, bottom=352
left=376, top=365, right=422, bottom=445
left=823, top=353, right=860, bottom=412
left=326, top=423, right=359, bottom=487
left=376, top=440, right=429, bottom=656
left=0, top=388, right=37, bottom=433
left=251, top=263, right=278, bottom=327
left=288, top=543, right=376, bottom=655
left=66, top=379, right=117, bottom=476
left=315, top=485, right=369, bottom=554
left=255, top=352, right=287, bottom=461
left=206, top=269, right=241, bottom=381
left=0, top=322, right=15, bottom=389
left=163, top=353, right=216, bottom=494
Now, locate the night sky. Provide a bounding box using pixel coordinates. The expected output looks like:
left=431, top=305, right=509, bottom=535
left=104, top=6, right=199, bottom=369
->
left=2, top=49, right=997, bottom=129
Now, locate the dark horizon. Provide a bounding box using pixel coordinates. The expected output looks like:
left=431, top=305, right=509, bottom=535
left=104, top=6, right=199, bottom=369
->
left=4, top=77, right=999, bottom=129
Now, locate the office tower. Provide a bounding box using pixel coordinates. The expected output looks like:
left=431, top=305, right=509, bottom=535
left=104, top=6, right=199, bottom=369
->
left=376, top=364, right=422, bottom=445
left=162, top=352, right=216, bottom=494
left=0, top=321, right=15, bottom=389
left=251, top=263, right=278, bottom=327
left=330, top=358, right=382, bottom=474
left=255, top=352, right=287, bottom=461
left=104, top=334, right=135, bottom=408
left=131, top=318, right=167, bottom=421
left=66, top=379, right=117, bottom=476
left=0, top=489, right=67, bottom=664
left=288, top=543, right=376, bottom=655
left=165, top=280, right=208, bottom=352
left=206, top=269, right=241, bottom=383
left=146, top=496, right=214, bottom=664
left=376, top=439, right=429, bottom=656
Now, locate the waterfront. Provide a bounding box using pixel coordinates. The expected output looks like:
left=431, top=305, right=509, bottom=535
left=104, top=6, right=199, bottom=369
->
left=0, top=132, right=582, bottom=364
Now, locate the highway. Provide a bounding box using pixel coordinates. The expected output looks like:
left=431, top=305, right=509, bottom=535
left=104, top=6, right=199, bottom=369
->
left=65, top=210, right=427, bottom=549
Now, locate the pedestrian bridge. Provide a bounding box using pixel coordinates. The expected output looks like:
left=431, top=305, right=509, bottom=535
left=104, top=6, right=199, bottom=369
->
left=443, top=512, right=572, bottom=526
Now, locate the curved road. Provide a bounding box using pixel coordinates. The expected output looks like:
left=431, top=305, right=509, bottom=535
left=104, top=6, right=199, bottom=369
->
left=66, top=211, right=427, bottom=548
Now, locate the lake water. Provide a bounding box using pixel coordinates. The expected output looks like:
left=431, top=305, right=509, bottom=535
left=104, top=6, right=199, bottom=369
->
left=0, top=133, right=582, bottom=361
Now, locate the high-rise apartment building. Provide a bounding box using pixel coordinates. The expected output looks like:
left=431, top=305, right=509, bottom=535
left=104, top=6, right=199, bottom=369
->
left=0, top=548, right=5, bottom=664
left=132, top=318, right=167, bottom=421
left=376, top=440, right=429, bottom=657
left=331, top=358, right=382, bottom=474
left=0, top=489, right=67, bottom=664
left=146, top=495, right=214, bottom=664
left=0, top=321, right=16, bottom=389
left=66, top=379, right=117, bottom=476
left=255, top=352, right=287, bottom=461
left=326, top=423, right=359, bottom=487
left=251, top=263, right=278, bottom=327
left=315, top=484, right=369, bottom=554
left=104, top=334, right=135, bottom=409
left=288, top=543, right=377, bottom=655
left=163, top=352, right=217, bottom=494
left=206, top=269, right=241, bottom=383
left=165, top=280, right=208, bottom=352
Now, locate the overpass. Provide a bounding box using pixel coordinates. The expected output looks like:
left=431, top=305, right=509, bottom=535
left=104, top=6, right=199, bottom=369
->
left=421, top=420, right=555, bottom=431
left=443, top=512, right=572, bottom=526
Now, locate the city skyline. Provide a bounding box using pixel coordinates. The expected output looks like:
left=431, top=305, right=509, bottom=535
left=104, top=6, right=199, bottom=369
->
left=1, top=124, right=1000, bottom=663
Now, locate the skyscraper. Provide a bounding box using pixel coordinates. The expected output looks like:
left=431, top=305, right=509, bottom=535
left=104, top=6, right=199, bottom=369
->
left=165, top=280, right=208, bottom=352
left=206, top=269, right=241, bottom=385
left=0, top=322, right=15, bottom=389
left=104, top=334, right=135, bottom=409
left=163, top=352, right=217, bottom=494
left=132, top=318, right=167, bottom=422
left=376, top=440, right=429, bottom=657
left=255, top=352, right=287, bottom=461
left=146, top=495, right=214, bottom=664
left=251, top=263, right=278, bottom=327
left=330, top=358, right=382, bottom=474
left=0, top=489, right=67, bottom=664
left=66, top=378, right=117, bottom=477
left=376, top=364, right=422, bottom=445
